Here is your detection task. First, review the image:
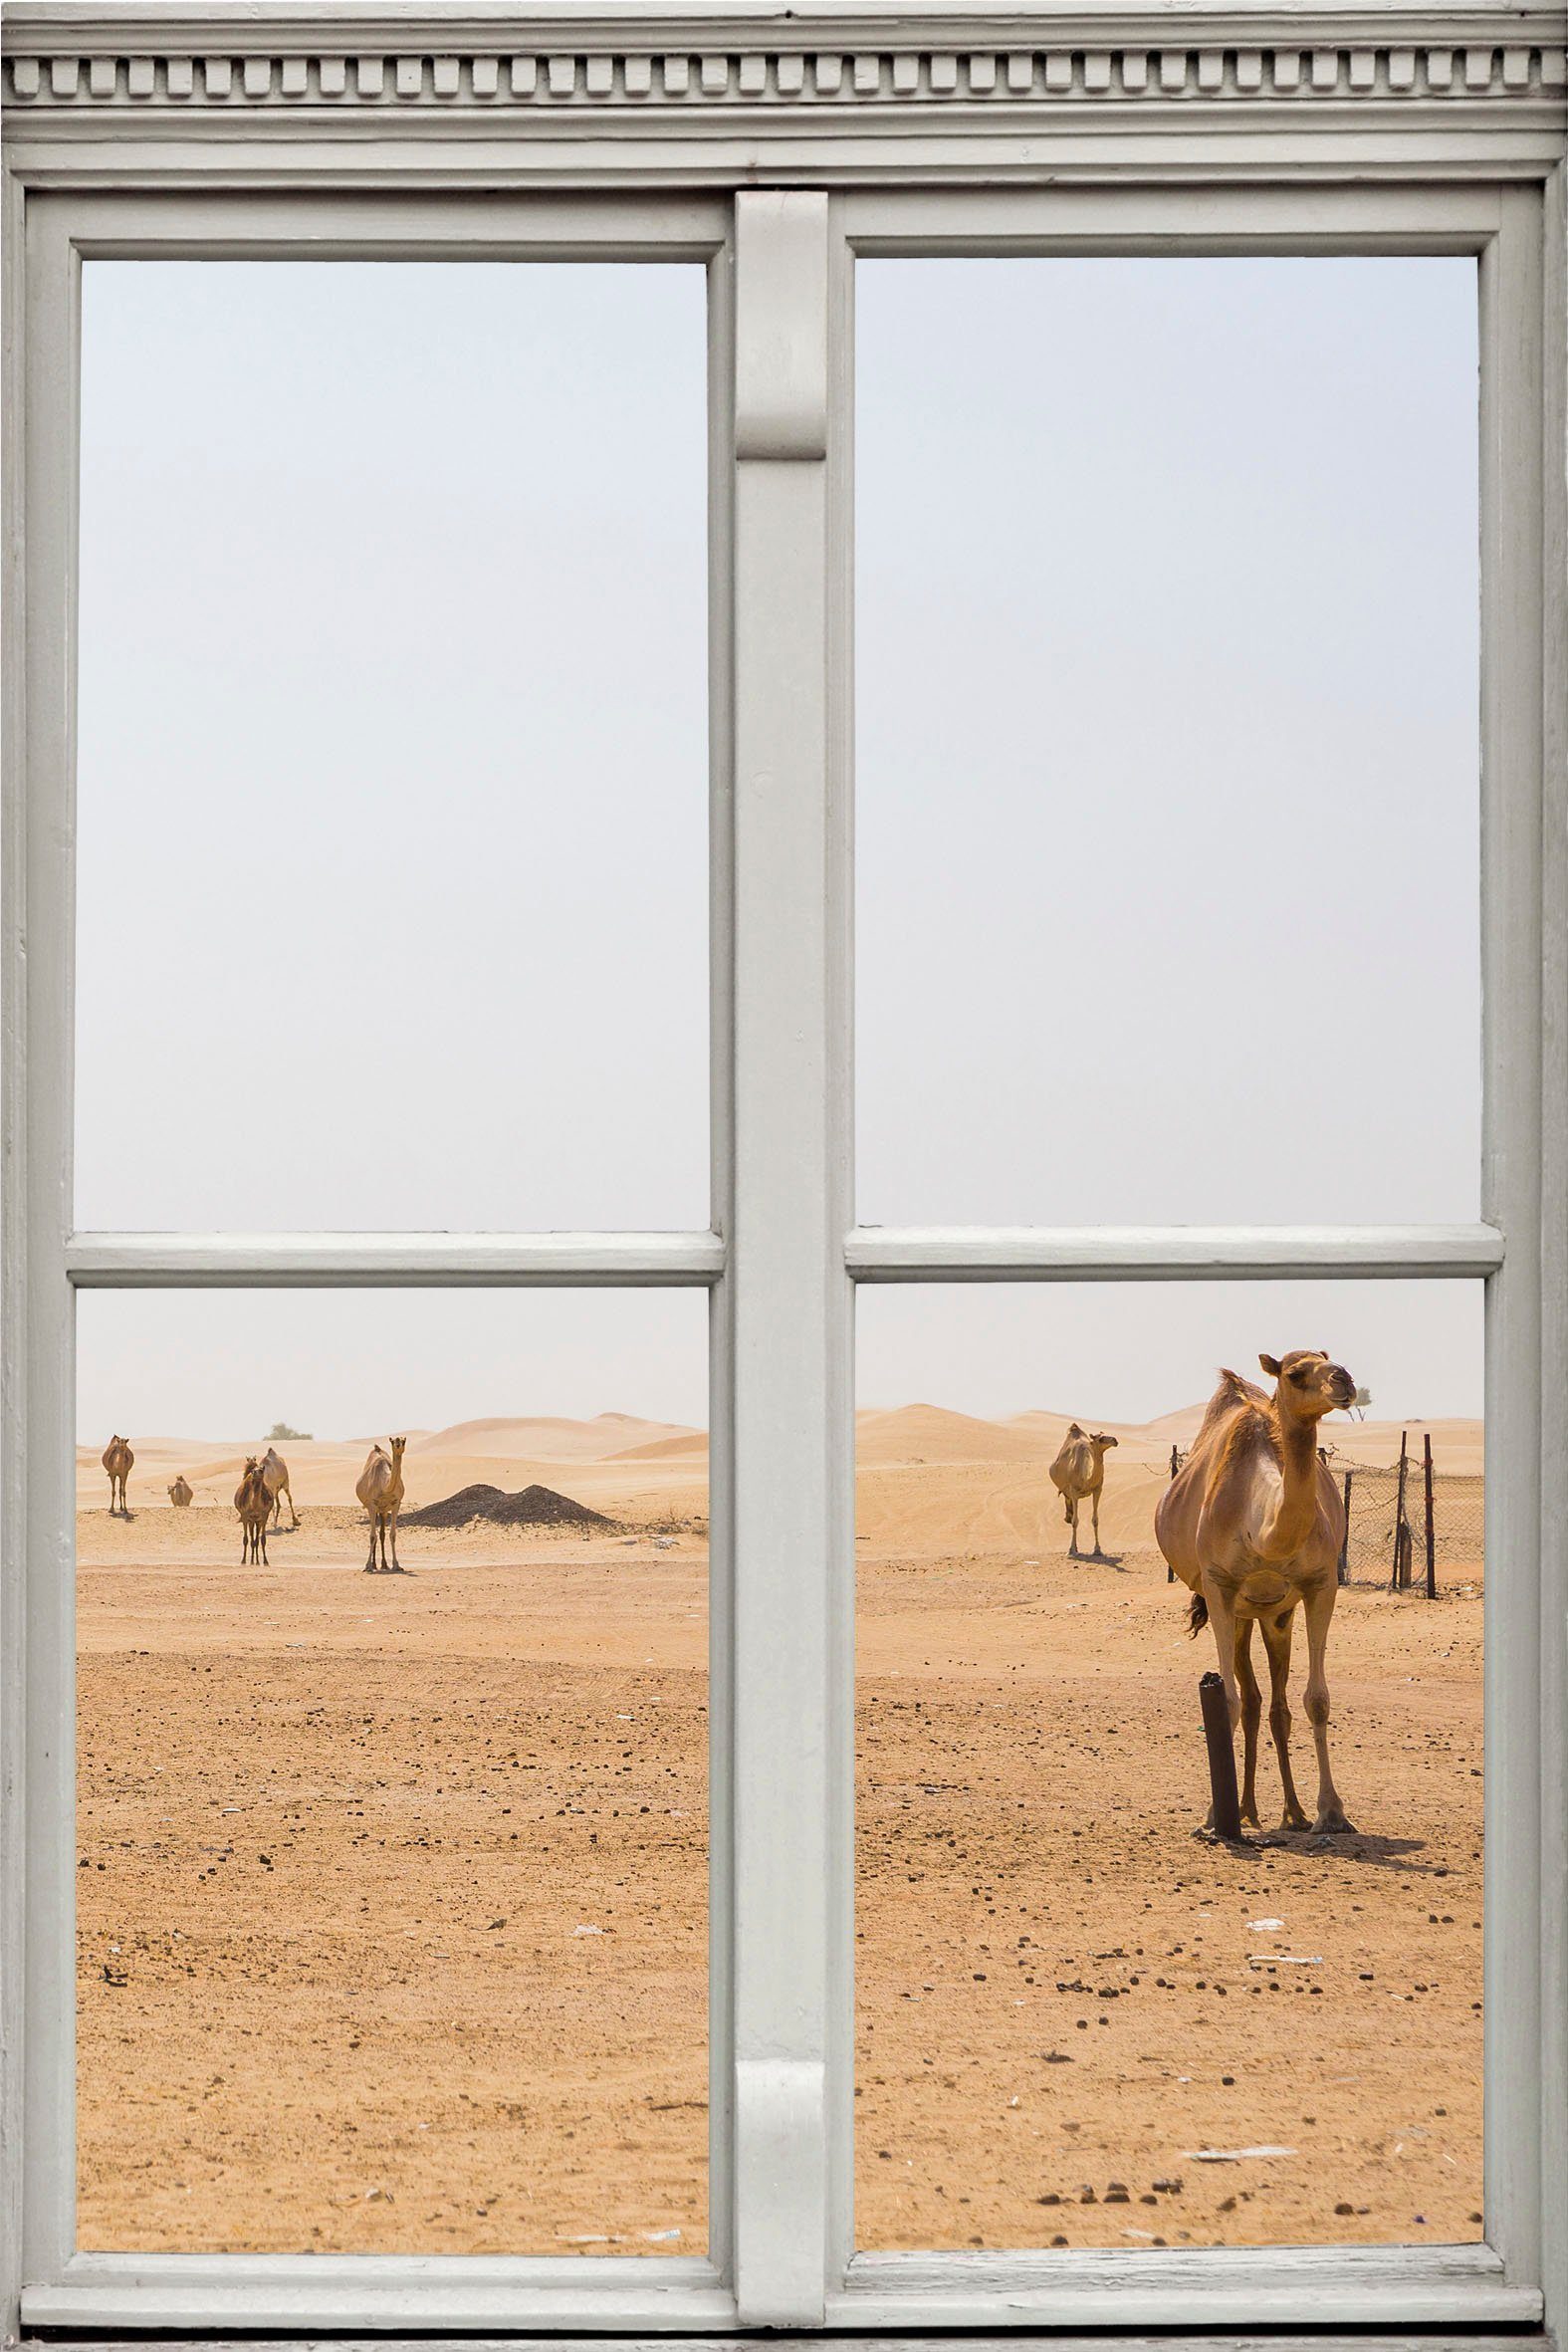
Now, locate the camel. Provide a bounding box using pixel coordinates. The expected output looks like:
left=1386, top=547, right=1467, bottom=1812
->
left=356, top=1437, right=407, bottom=1574
left=167, top=1475, right=193, bottom=1509
left=1155, top=1350, right=1356, bottom=1835
left=234, top=1457, right=271, bottom=1566
left=102, top=1436, right=133, bottom=1517
left=258, top=1445, right=298, bottom=1529
left=1048, top=1424, right=1119, bottom=1557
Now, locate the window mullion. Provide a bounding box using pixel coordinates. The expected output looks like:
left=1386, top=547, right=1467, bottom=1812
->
left=724, top=187, right=849, bottom=2328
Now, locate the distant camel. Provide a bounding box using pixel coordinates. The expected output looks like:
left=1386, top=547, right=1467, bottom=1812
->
left=1048, top=1424, right=1118, bottom=1557
left=235, top=1457, right=271, bottom=1565
left=167, top=1475, right=193, bottom=1509
left=103, top=1436, right=133, bottom=1518
left=258, top=1445, right=298, bottom=1529
left=356, top=1437, right=407, bottom=1574
left=1155, top=1351, right=1355, bottom=1834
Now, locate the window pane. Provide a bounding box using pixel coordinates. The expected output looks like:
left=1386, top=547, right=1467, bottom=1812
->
left=857, top=259, right=1479, bottom=1226
left=78, top=1291, right=709, bottom=2252
left=77, top=262, right=708, bottom=1232
left=855, top=1280, right=1482, bottom=2249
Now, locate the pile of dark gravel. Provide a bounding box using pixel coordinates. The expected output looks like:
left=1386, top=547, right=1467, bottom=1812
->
left=399, top=1482, right=615, bottom=1531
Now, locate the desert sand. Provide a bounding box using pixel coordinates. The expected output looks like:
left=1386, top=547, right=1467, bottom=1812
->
left=77, top=1404, right=1481, bottom=2255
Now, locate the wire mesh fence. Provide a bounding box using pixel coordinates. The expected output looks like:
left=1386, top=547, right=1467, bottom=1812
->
left=1330, top=1440, right=1484, bottom=1591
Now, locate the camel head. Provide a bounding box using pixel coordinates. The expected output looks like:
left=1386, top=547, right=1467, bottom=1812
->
left=1259, top=1349, right=1355, bottom=1422
left=390, top=1436, right=407, bottom=1466
left=1089, top=1432, right=1119, bottom=1456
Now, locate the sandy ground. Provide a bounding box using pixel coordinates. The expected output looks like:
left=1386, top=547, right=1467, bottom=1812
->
left=77, top=1405, right=1481, bottom=2254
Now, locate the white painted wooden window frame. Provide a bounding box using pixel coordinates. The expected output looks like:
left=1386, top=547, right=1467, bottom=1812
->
left=1, top=6, right=1564, bottom=2345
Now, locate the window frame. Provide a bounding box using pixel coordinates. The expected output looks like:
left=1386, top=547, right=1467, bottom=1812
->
left=2, top=9, right=1564, bottom=2344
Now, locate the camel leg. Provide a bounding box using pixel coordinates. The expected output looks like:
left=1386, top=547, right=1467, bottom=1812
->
left=259, top=1520, right=268, bottom=1566
left=388, top=1513, right=401, bottom=1573
left=1090, top=1489, right=1103, bottom=1557
left=287, top=1484, right=299, bottom=1529
left=1205, top=1580, right=1242, bottom=1732
left=1260, top=1611, right=1310, bottom=1831
left=1301, top=1581, right=1352, bottom=1833
left=1067, top=1498, right=1079, bottom=1558
left=364, top=1514, right=379, bottom=1572
left=1234, top=1619, right=1263, bottom=1829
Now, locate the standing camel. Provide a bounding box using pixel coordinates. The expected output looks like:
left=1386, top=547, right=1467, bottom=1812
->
left=1155, top=1350, right=1355, bottom=1834
left=258, top=1445, right=299, bottom=1529
left=1048, top=1425, right=1119, bottom=1557
left=167, top=1475, right=193, bottom=1509
left=102, top=1436, right=133, bottom=1517
left=356, top=1437, right=407, bottom=1574
left=235, top=1457, right=271, bottom=1565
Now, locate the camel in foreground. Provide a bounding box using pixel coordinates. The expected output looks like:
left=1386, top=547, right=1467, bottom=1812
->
left=258, top=1446, right=298, bottom=1529
left=356, top=1437, right=407, bottom=1573
left=167, top=1475, right=193, bottom=1509
left=1048, top=1424, right=1118, bottom=1557
left=235, top=1458, right=271, bottom=1565
left=102, top=1436, right=133, bottom=1517
left=1155, top=1350, right=1355, bottom=1834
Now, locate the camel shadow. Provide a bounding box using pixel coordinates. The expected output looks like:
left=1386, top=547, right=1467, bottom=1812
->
left=1251, top=1828, right=1432, bottom=1875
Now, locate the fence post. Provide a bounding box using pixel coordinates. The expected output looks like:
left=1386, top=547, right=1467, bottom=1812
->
left=1198, top=1671, right=1241, bottom=1842
left=1167, top=1443, right=1179, bottom=1580
left=1392, top=1429, right=1410, bottom=1589
left=1338, top=1469, right=1352, bottom=1584
left=1423, top=1431, right=1437, bottom=1599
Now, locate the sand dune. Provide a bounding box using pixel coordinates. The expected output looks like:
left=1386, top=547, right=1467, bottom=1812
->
left=408, top=1413, right=697, bottom=1462
left=608, top=1431, right=712, bottom=1464
left=855, top=1403, right=1050, bottom=1466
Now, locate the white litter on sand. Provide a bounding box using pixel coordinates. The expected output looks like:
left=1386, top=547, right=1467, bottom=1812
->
left=1247, top=1918, right=1284, bottom=1931
left=571, top=1923, right=605, bottom=1937
left=1186, top=2145, right=1298, bottom=2162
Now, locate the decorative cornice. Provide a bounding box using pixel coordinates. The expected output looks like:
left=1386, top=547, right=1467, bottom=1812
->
left=4, top=9, right=1564, bottom=115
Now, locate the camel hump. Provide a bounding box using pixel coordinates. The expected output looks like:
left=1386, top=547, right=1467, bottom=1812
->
left=1067, top=1422, right=1084, bottom=1438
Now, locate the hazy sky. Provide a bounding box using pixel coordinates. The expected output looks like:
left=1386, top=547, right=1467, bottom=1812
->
left=76, top=257, right=1483, bottom=1437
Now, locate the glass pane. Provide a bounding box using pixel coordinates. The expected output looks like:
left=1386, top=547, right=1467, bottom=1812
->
left=857, top=259, right=1479, bottom=1226
left=856, top=1280, right=1482, bottom=2248
left=78, top=1291, right=709, bottom=2252
left=77, top=261, right=708, bottom=1232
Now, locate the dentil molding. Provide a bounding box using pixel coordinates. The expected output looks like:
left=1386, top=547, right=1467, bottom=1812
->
left=3, top=6, right=1565, bottom=114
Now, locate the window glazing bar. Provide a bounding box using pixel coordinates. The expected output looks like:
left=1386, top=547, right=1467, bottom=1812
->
left=64, top=1232, right=725, bottom=1286
left=845, top=1224, right=1504, bottom=1281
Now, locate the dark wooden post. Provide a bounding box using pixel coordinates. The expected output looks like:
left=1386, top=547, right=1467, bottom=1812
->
left=1167, top=1443, right=1180, bottom=1580
left=1424, top=1431, right=1437, bottom=1599
left=1199, top=1671, right=1241, bottom=1841
left=1392, top=1429, right=1410, bottom=1589
left=1338, top=1469, right=1352, bottom=1584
